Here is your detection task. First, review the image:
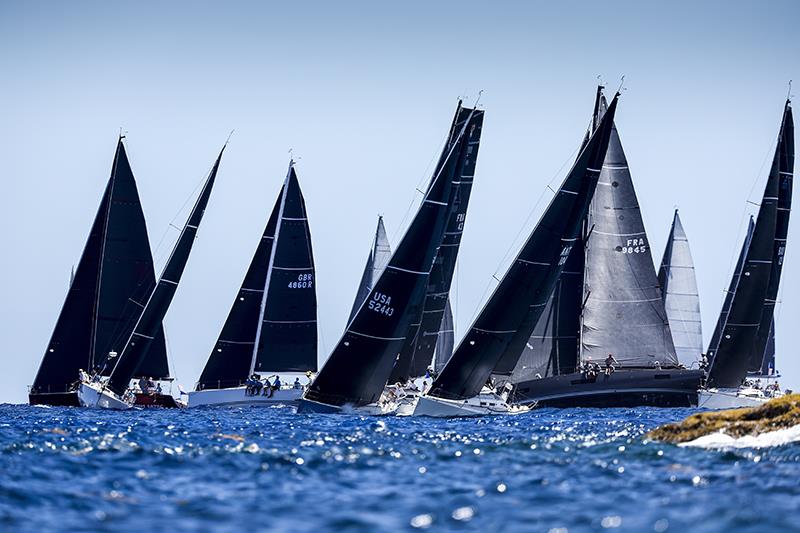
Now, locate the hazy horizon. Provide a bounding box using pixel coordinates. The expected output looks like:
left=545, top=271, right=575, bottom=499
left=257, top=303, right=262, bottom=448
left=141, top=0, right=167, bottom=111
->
left=1, top=1, right=798, bottom=403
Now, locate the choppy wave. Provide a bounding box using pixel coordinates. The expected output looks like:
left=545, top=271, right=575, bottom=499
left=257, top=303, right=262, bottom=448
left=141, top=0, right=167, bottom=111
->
left=1, top=404, right=798, bottom=532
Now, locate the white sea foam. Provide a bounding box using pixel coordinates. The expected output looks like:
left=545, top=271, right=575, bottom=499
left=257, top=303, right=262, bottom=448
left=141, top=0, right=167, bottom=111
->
left=679, top=424, right=800, bottom=449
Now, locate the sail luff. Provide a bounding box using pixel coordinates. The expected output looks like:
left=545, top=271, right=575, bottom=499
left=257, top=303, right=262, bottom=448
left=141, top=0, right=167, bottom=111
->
left=707, top=217, right=754, bottom=359
left=658, top=210, right=703, bottom=366
left=105, top=147, right=224, bottom=396
left=249, top=164, right=292, bottom=375
left=429, top=91, right=620, bottom=401
left=31, top=169, right=112, bottom=394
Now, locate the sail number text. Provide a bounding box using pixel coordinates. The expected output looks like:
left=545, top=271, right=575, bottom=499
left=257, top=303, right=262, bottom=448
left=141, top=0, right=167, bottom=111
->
left=368, top=292, right=394, bottom=316
left=288, top=273, right=313, bottom=289
left=620, top=238, right=647, bottom=254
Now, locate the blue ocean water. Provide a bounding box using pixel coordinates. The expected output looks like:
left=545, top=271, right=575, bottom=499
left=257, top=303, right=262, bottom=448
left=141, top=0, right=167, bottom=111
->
left=1, top=405, right=798, bottom=532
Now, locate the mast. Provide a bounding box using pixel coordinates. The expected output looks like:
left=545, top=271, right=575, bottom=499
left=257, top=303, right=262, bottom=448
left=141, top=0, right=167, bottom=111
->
left=348, top=216, right=392, bottom=325
left=658, top=210, right=703, bottom=366
left=105, top=146, right=224, bottom=396
left=304, top=104, right=476, bottom=408
left=707, top=100, right=793, bottom=388
left=429, top=90, right=619, bottom=402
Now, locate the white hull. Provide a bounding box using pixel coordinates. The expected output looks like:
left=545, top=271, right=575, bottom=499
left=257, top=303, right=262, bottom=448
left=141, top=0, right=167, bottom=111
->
left=412, top=392, right=530, bottom=418
left=78, top=381, right=132, bottom=410
left=188, top=386, right=303, bottom=408
left=698, top=387, right=782, bottom=410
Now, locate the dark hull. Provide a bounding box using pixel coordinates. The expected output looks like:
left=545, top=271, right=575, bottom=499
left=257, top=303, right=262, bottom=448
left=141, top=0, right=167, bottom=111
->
left=133, top=393, right=182, bottom=408
left=29, top=391, right=80, bottom=407
left=513, top=369, right=702, bottom=408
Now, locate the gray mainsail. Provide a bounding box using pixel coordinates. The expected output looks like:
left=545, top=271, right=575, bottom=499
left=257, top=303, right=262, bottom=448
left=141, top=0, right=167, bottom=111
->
left=658, top=210, right=703, bottom=366
left=580, top=97, right=678, bottom=368
left=348, top=216, right=392, bottom=324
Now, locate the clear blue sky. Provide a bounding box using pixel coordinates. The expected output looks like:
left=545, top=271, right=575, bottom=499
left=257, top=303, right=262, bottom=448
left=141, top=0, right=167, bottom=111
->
left=1, top=1, right=797, bottom=403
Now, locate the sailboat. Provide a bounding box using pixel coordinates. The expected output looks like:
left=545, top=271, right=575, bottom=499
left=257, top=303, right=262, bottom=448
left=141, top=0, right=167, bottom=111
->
left=658, top=210, right=703, bottom=367
left=188, top=161, right=317, bottom=407
left=77, top=145, right=225, bottom=409
left=701, top=98, right=793, bottom=409
left=413, top=88, right=620, bottom=417
left=299, top=102, right=479, bottom=414
left=509, top=89, right=702, bottom=409
left=387, top=104, right=483, bottom=414
left=29, top=138, right=173, bottom=407
left=348, top=216, right=392, bottom=325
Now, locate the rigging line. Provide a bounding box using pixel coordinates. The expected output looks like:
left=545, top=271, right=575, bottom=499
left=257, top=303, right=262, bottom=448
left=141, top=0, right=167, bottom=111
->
left=151, top=148, right=223, bottom=268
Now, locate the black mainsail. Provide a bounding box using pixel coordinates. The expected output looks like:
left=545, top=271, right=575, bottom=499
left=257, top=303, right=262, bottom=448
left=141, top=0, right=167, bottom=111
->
left=105, top=147, right=224, bottom=396
left=303, top=104, right=477, bottom=409
left=389, top=106, right=484, bottom=383
left=707, top=100, right=793, bottom=388
left=658, top=210, right=703, bottom=367
left=348, top=216, right=392, bottom=324
left=31, top=138, right=168, bottom=401
left=251, top=164, right=317, bottom=374
left=428, top=91, right=619, bottom=401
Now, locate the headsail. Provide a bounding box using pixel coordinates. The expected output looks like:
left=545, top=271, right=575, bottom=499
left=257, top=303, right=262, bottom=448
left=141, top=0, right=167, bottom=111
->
left=429, top=90, right=619, bottom=401
left=195, top=184, right=284, bottom=390
left=658, top=210, right=703, bottom=367
left=389, top=105, right=484, bottom=383
left=708, top=100, right=793, bottom=388
left=348, top=216, right=392, bottom=324
left=31, top=138, right=168, bottom=395
left=251, top=164, right=317, bottom=374
left=304, top=104, right=476, bottom=408
left=579, top=95, right=678, bottom=369
left=105, top=147, right=224, bottom=396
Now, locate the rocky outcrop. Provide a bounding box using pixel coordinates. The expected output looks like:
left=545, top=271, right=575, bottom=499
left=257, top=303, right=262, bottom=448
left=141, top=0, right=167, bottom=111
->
left=647, top=394, right=800, bottom=444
